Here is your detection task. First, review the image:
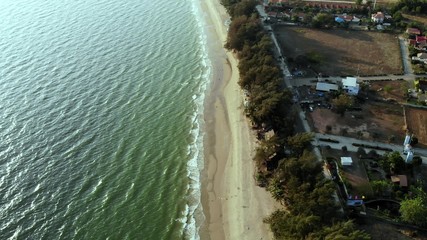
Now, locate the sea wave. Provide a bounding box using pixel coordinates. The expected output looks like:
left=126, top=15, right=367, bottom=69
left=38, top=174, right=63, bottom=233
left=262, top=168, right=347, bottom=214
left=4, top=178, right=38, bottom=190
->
left=178, top=0, right=213, bottom=239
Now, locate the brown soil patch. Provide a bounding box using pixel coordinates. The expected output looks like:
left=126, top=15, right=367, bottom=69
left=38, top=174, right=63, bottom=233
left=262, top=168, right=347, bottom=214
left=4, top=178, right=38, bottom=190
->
left=359, top=218, right=424, bottom=240
left=404, top=106, right=427, bottom=146
left=275, top=27, right=402, bottom=75
left=310, top=101, right=405, bottom=144
left=369, top=80, right=409, bottom=104
left=402, top=14, right=427, bottom=26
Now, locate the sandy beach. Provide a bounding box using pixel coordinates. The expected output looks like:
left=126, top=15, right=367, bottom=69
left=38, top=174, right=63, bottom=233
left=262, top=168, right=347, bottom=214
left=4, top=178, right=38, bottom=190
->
left=200, top=0, right=280, bottom=239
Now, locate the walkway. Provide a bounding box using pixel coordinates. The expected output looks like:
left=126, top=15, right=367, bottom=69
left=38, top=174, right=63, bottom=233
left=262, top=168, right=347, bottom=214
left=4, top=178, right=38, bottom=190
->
left=399, top=36, right=414, bottom=75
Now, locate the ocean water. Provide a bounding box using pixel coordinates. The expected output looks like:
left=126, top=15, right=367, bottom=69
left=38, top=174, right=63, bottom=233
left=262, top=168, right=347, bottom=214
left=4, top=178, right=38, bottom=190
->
left=0, top=0, right=211, bottom=239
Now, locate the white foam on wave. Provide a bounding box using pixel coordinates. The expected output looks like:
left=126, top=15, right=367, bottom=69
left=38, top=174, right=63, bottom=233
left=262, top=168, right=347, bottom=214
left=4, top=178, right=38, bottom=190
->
left=178, top=0, right=213, bottom=239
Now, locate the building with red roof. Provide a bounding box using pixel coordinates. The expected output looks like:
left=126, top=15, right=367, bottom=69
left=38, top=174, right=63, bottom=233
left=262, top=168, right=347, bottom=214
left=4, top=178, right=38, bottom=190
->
left=407, top=28, right=421, bottom=36
left=416, top=35, right=427, bottom=43
left=371, top=12, right=384, bottom=23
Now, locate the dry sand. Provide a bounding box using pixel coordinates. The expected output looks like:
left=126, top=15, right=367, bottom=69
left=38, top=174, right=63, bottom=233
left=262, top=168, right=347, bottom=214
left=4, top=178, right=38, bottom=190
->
left=200, top=0, right=280, bottom=239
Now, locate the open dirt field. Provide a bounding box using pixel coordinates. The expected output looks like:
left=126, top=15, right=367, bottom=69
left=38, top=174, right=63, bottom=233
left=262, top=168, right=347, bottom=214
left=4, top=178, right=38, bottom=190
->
left=369, top=80, right=409, bottom=104
left=309, top=101, right=405, bottom=144
left=404, top=106, right=427, bottom=146
left=403, top=14, right=427, bottom=26
left=275, top=27, right=403, bottom=76
left=359, top=218, right=425, bottom=240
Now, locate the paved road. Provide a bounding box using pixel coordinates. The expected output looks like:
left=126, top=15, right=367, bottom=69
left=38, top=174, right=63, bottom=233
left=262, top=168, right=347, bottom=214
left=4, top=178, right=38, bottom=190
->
left=315, top=133, right=427, bottom=162
left=291, top=73, right=427, bottom=87
left=256, top=6, right=293, bottom=89
left=399, top=36, right=414, bottom=75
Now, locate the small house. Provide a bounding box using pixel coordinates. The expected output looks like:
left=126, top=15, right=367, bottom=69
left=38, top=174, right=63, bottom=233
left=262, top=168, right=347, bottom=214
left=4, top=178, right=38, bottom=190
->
left=417, top=53, right=427, bottom=60
left=336, top=14, right=353, bottom=22
left=296, top=12, right=306, bottom=21
left=371, top=12, right=384, bottom=23
left=341, top=157, right=353, bottom=166
left=406, top=28, right=421, bottom=36
left=406, top=151, right=414, bottom=163
left=404, top=144, right=412, bottom=154
left=268, top=0, right=287, bottom=5
left=408, top=39, right=417, bottom=47
left=335, top=17, right=345, bottom=23
left=391, top=175, right=408, bottom=187
left=351, top=16, right=360, bottom=23
left=316, top=82, right=339, bottom=92
left=403, top=134, right=411, bottom=146
left=416, top=35, right=427, bottom=43
left=412, top=54, right=427, bottom=64
left=342, top=77, right=360, bottom=95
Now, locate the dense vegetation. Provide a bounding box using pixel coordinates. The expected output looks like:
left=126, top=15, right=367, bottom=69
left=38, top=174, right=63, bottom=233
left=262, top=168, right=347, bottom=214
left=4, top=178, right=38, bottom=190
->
left=391, top=0, right=427, bottom=15
left=221, top=0, right=371, bottom=238
left=390, top=0, right=427, bottom=30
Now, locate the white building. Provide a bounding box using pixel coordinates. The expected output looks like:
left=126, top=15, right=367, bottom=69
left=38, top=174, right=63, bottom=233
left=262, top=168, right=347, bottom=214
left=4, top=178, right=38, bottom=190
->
left=403, top=135, right=411, bottom=146
left=341, top=157, right=353, bottom=166
left=406, top=151, right=414, bottom=163
left=371, top=12, right=384, bottom=23
left=342, top=77, right=360, bottom=95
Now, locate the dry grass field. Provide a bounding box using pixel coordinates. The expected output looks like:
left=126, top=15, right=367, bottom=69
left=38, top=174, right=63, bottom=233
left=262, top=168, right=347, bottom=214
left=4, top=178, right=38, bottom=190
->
left=275, top=27, right=403, bottom=76
left=310, top=101, right=405, bottom=144
left=404, top=106, right=427, bottom=146
left=403, top=14, right=427, bottom=26
left=369, top=80, right=409, bottom=103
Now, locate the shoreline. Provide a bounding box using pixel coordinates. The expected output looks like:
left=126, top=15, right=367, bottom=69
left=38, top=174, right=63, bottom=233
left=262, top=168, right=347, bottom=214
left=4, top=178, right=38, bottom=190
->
left=200, top=0, right=280, bottom=239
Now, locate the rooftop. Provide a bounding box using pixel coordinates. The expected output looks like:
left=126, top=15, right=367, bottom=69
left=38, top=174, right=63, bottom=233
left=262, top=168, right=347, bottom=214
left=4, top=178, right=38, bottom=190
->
left=341, top=157, right=353, bottom=166
left=372, top=12, right=384, bottom=19
left=342, top=77, right=358, bottom=87
left=316, top=82, right=339, bottom=92
left=407, top=28, right=421, bottom=35
left=391, top=175, right=408, bottom=187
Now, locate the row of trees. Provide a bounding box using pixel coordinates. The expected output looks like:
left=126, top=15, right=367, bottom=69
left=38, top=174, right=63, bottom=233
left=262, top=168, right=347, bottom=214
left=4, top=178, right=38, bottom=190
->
left=391, top=0, right=427, bottom=15
left=226, top=13, right=295, bottom=135
left=222, top=0, right=372, bottom=238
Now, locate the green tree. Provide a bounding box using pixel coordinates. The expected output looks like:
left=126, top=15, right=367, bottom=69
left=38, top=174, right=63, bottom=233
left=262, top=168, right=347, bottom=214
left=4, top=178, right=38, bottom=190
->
left=408, top=45, right=418, bottom=57
left=379, top=151, right=405, bottom=174
left=371, top=180, right=391, bottom=196
left=392, top=11, right=403, bottom=22
left=286, top=132, right=314, bottom=157
left=332, top=94, right=354, bottom=116
left=225, top=15, right=263, bottom=51
left=265, top=210, right=321, bottom=240
left=230, top=0, right=257, bottom=18
left=254, top=137, right=279, bottom=168
left=384, top=85, right=393, bottom=93
left=267, top=174, right=286, bottom=203
left=308, top=220, right=371, bottom=240
left=400, top=196, right=427, bottom=227
left=312, top=13, right=334, bottom=28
